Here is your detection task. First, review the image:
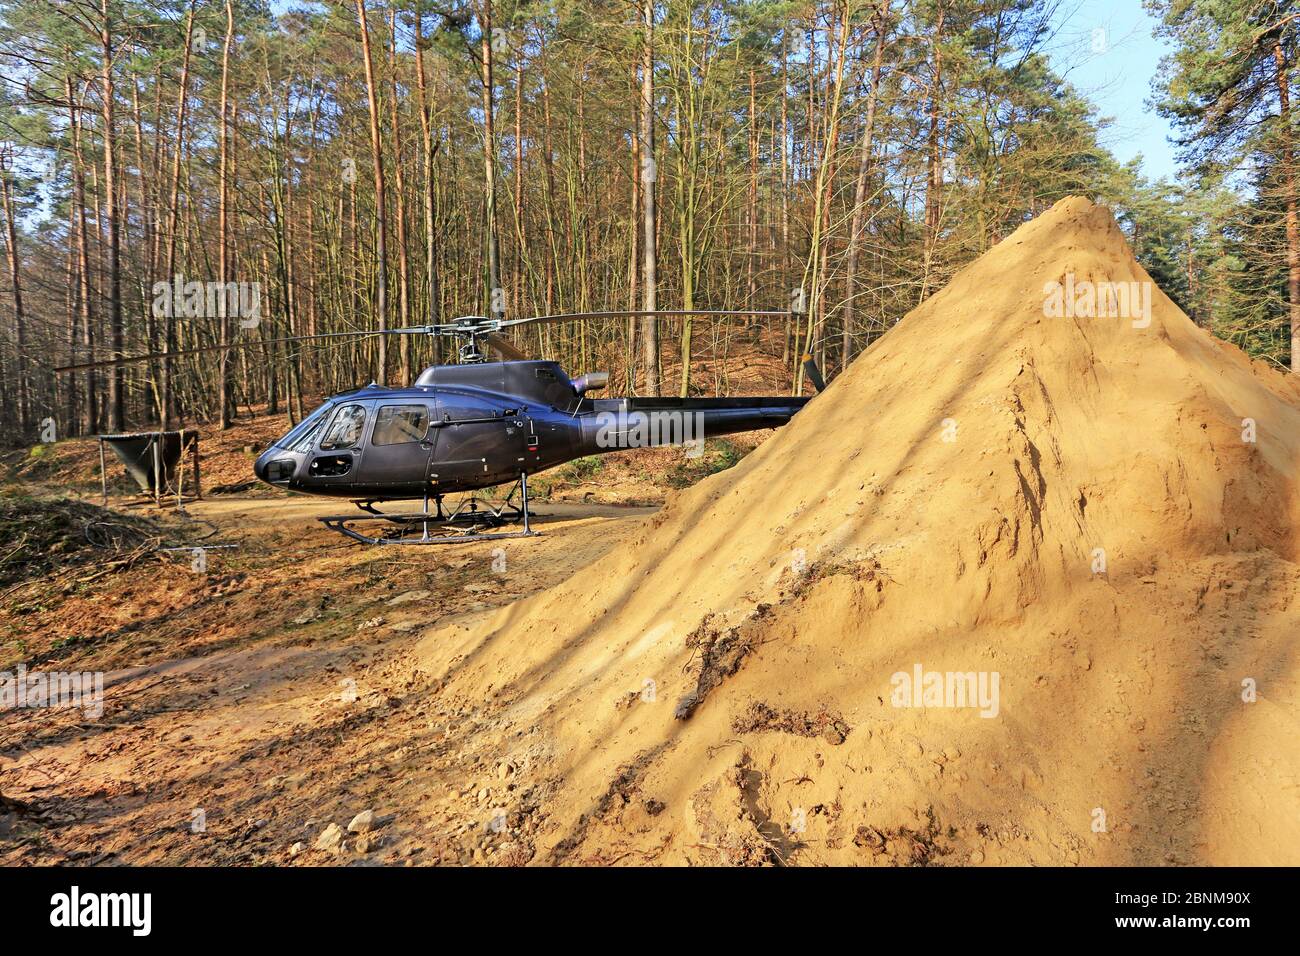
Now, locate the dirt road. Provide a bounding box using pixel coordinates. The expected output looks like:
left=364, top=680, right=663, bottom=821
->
left=0, top=495, right=654, bottom=865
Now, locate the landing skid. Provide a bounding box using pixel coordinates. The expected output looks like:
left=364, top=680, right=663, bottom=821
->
left=318, top=473, right=538, bottom=546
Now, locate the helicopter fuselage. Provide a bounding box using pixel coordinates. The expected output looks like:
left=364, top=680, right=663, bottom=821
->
left=253, top=360, right=809, bottom=500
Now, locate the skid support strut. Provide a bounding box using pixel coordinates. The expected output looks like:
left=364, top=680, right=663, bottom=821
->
left=318, top=474, right=537, bottom=546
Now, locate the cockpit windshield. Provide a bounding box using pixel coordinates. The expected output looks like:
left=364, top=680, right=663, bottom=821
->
left=276, top=404, right=332, bottom=452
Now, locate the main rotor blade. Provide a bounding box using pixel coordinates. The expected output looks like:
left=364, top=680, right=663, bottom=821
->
left=55, top=311, right=792, bottom=373
left=483, top=332, right=528, bottom=361
left=53, top=329, right=388, bottom=374
left=494, top=309, right=790, bottom=331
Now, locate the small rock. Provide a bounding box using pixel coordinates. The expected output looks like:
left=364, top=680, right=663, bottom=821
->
left=348, top=810, right=377, bottom=833
left=497, top=762, right=514, bottom=780
left=357, top=617, right=386, bottom=630
left=822, top=720, right=850, bottom=746
left=386, top=590, right=432, bottom=607
left=854, top=826, right=886, bottom=854
left=314, top=823, right=344, bottom=852
left=289, top=842, right=304, bottom=857
left=355, top=834, right=375, bottom=854
left=390, top=620, right=421, bottom=633
left=673, top=692, right=700, bottom=720
left=969, top=849, right=985, bottom=864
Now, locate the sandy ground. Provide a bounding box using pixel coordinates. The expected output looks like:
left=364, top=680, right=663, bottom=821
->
left=409, top=197, right=1300, bottom=867
left=1, top=494, right=655, bottom=865
left=6, top=198, right=1299, bottom=868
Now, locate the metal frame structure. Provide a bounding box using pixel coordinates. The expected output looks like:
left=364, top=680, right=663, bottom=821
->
left=97, top=429, right=202, bottom=509
left=316, top=472, right=537, bottom=545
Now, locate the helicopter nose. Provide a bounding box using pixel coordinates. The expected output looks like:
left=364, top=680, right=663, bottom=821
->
left=253, top=448, right=273, bottom=484
left=255, top=447, right=306, bottom=486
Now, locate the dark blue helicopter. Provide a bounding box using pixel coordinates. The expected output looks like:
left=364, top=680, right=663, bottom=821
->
left=254, top=311, right=815, bottom=543
left=62, top=310, right=815, bottom=544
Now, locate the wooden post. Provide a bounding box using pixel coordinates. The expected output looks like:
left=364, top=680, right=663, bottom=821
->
left=177, top=428, right=185, bottom=510
left=98, top=437, right=108, bottom=505
left=193, top=435, right=202, bottom=499
left=152, top=434, right=162, bottom=507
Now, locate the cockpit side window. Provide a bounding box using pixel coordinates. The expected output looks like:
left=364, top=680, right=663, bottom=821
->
left=372, top=405, right=430, bottom=445
left=319, top=404, right=368, bottom=451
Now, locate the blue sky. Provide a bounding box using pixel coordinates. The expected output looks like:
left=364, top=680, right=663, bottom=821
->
left=1044, top=0, right=1180, bottom=182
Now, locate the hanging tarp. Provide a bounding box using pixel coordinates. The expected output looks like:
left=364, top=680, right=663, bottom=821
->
left=99, top=431, right=198, bottom=494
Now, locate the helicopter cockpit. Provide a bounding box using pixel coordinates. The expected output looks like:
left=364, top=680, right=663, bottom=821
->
left=255, top=401, right=338, bottom=487
left=256, top=392, right=451, bottom=494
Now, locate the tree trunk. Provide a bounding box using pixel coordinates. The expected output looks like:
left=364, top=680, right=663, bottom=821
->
left=69, top=74, right=97, bottom=433
left=356, top=0, right=389, bottom=383
left=923, top=2, right=946, bottom=301
left=160, top=0, right=196, bottom=428
left=746, top=69, right=758, bottom=312
left=796, top=2, right=851, bottom=396
left=64, top=181, right=78, bottom=432
left=388, top=8, right=412, bottom=382
left=843, top=2, right=889, bottom=366
left=414, top=10, right=440, bottom=330
left=513, top=54, right=526, bottom=325
left=626, top=59, right=640, bottom=392
left=0, top=149, right=28, bottom=436
left=780, top=29, right=791, bottom=368
left=218, top=0, right=234, bottom=427
left=99, top=0, right=124, bottom=431
left=639, top=0, right=659, bottom=394
left=1276, top=40, right=1300, bottom=371
left=479, top=0, right=502, bottom=320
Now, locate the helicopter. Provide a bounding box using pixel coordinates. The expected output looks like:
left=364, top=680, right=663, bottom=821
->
left=57, top=309, right=818, bottom=544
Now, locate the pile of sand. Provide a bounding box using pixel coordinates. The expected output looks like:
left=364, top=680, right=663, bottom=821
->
left=416, top=197, right=1300, bottom=865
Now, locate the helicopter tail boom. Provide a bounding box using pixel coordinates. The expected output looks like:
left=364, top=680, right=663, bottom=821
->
left=575, top=396, right=810, bottom=457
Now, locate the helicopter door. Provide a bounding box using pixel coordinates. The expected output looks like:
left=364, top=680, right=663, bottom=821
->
left=308, top=402, right=370, bottom=484
left=351, top=403, right=435, bottom=491
left=429, top=394, right=514, bottom=488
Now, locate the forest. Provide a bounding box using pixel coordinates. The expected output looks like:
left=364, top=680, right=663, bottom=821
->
left=0, top=0, right=1294, bottom=444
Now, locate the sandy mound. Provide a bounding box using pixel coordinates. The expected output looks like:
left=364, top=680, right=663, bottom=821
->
left=416, top=197, right=1300, bottom=866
